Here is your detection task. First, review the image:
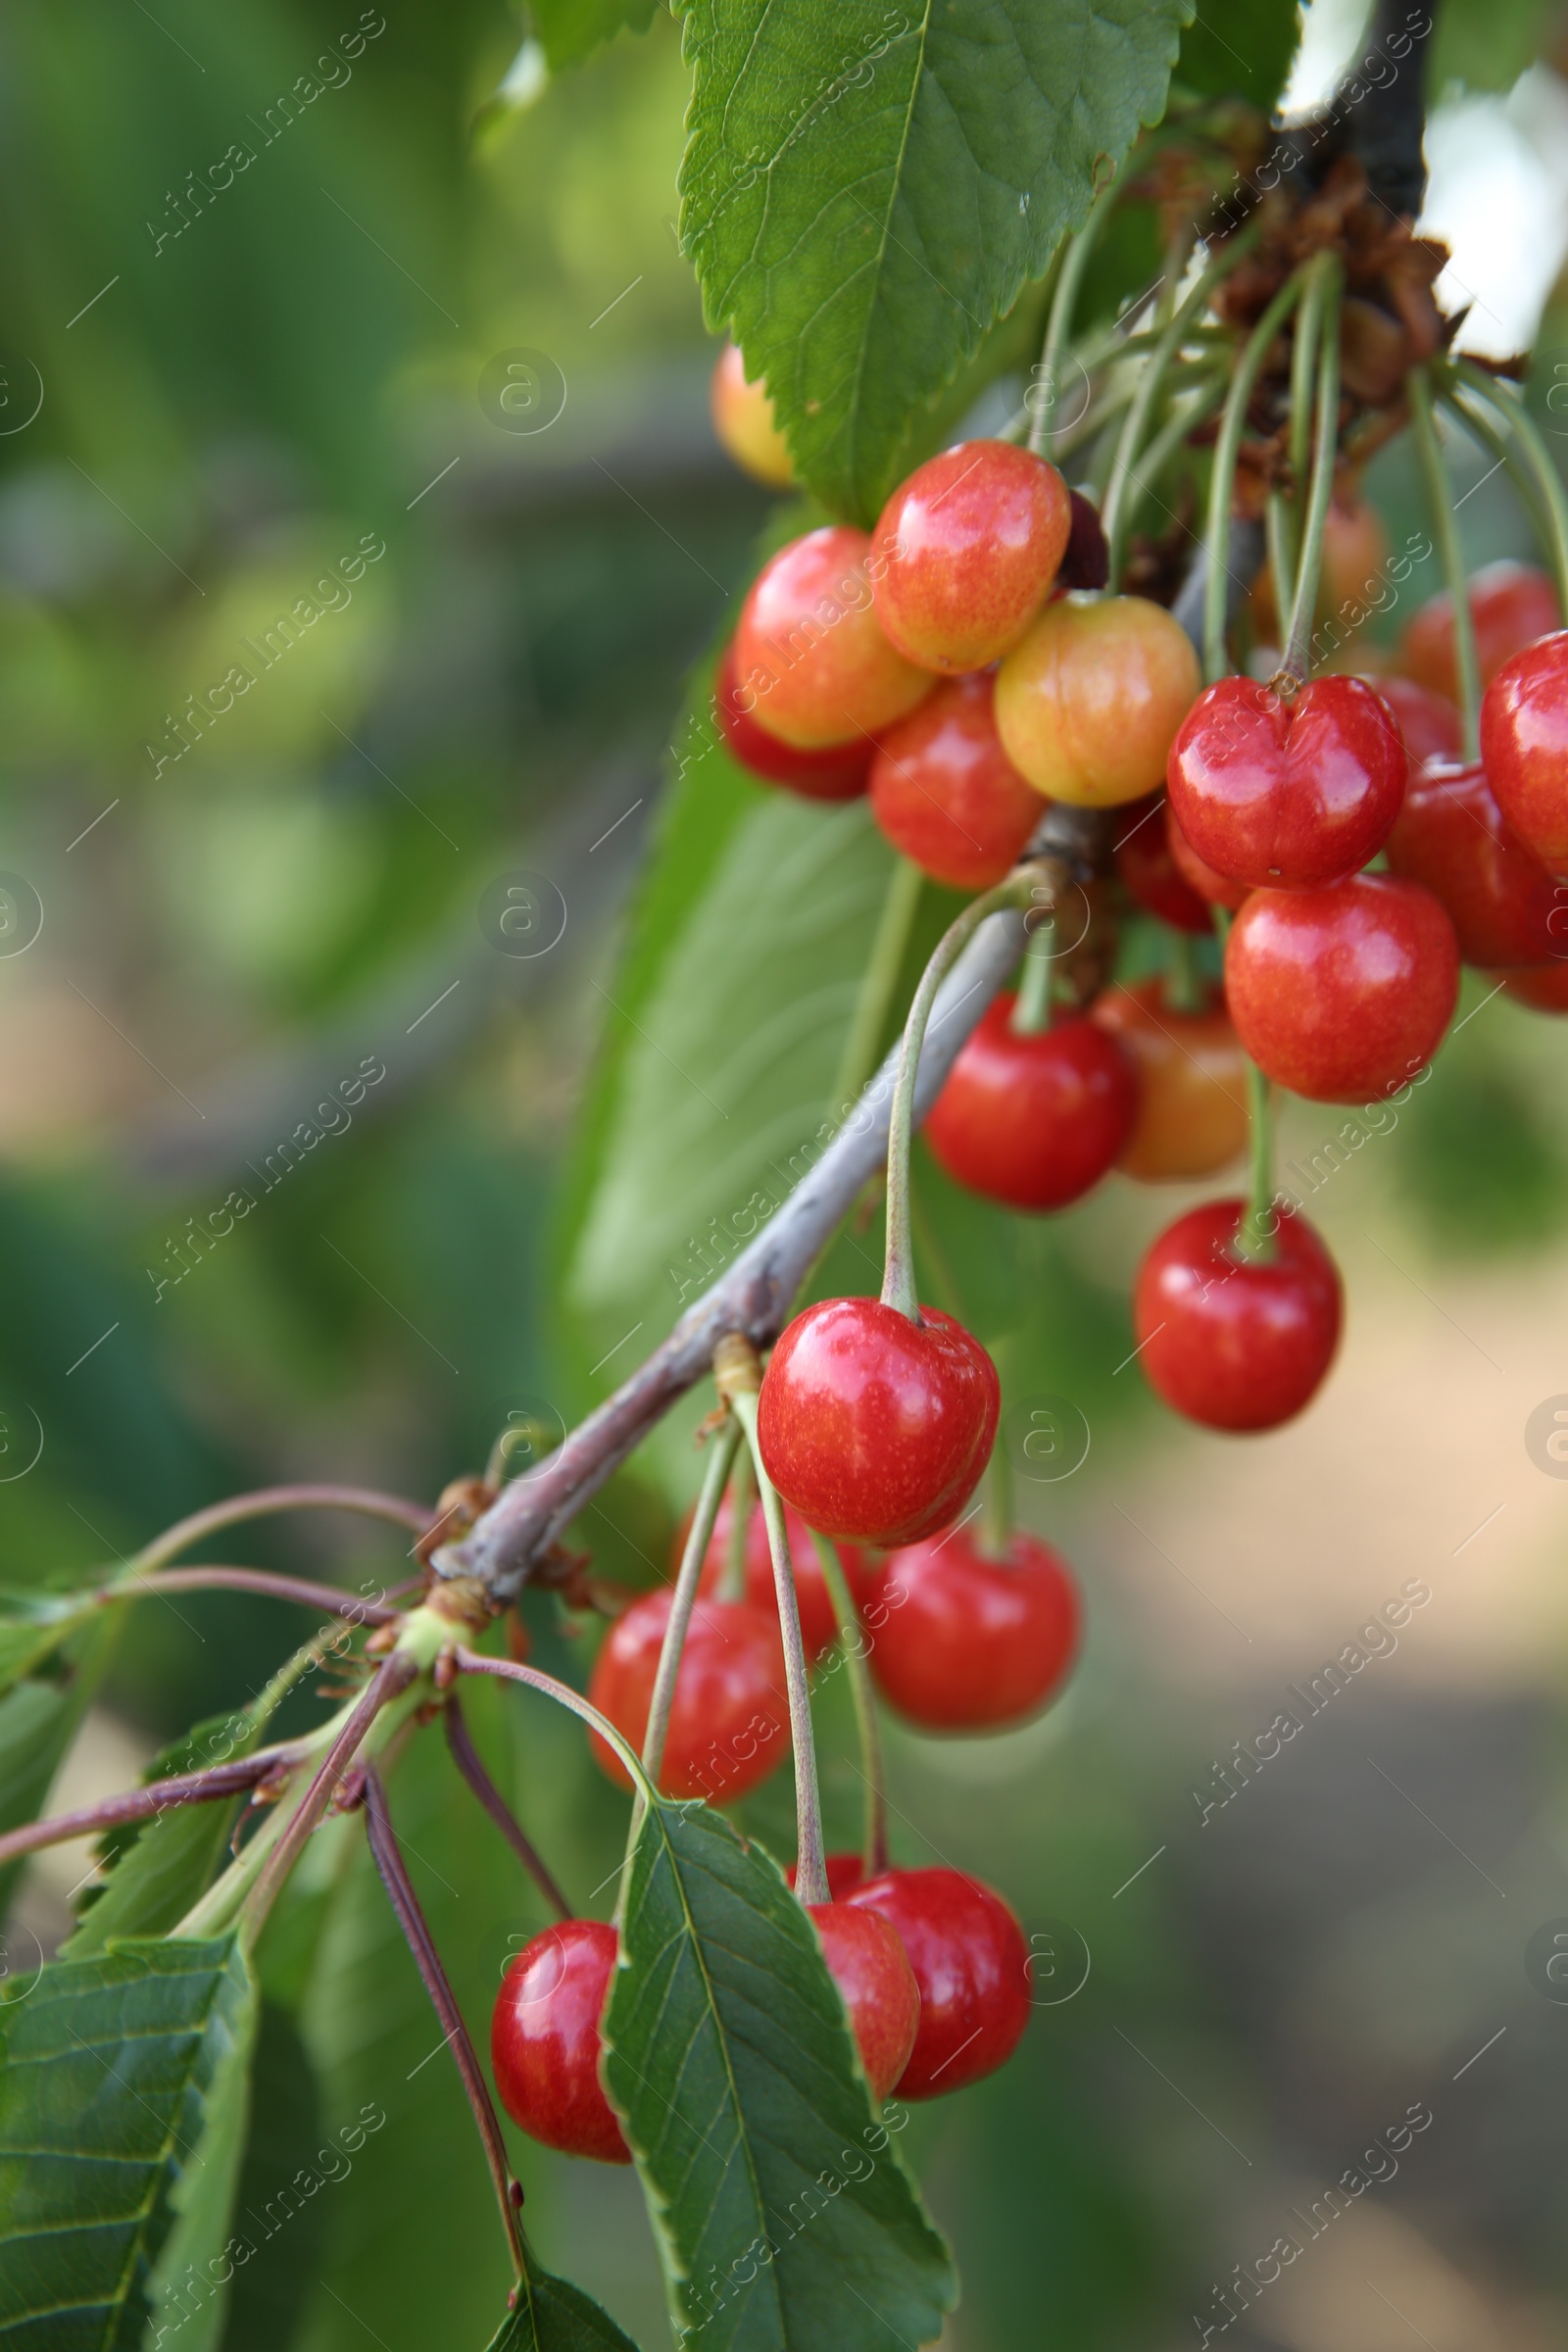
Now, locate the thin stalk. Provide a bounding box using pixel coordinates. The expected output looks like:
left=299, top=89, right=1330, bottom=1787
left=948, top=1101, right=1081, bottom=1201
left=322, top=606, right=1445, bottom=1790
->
left=811, top=1535, right=887, bottom=1880
left=906, top=1181, right=967, bottom=1326
left=122, top=1565, right=401, bottom=1624
left=1104, top=373, right=1225, bottom=558
left=641, top=1417, right=741, bottom=1788
left=730, top=1388, right=827, bottom=1907
left=830, top=857, right=923, bottom=1112
left=1288, top=249, right=1334, bottom=502
left=882, top=869, right=1051, bottom=1322
left=1008, top=922, right=1055, bottom=1035
left=456, top=1649, right=651, bottom=1790
left=1409, top=367, right=1482, bottom=760
left=1264, top=490, right=1296, bottom=642
left=0, top=1749, right=304, bottom=1872
left=1232, top=1063, right=1278, bottom=1262
left=132, top=1483, right=432, bottom=1575
left=1449, top=358, right=1568, bottom=622
left=1029, top=177, right=1122, bottom=457
left=1281, top=260, right=1344, bottom=683
left=1203, top=272, right=1306, bottom=682
left=363, top=1769, right=524, bottom=2275
left=1165, top=928, right=1204, bottom=1013
left=717, top=1438, right=752, bottom=1603
left=444, top=1693, right=571, bottom=1920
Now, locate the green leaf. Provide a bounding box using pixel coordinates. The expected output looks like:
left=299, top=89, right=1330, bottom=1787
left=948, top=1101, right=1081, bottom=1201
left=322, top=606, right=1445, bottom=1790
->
left=1177, top=0, right=1298, bottom=110
left=529, top=0, right=661, bottom=70
left=676, top=0, right=1194, bottom=522
left=1432, top=0, right=1555, bottom=90
left=0, top=1934, right=254, bottom=2351
left=62, top=1709, right=260, bottom=1959
left=0, top=1591, right=98, bottom=1699
left=603, top=1799, right=956, bottom=2350
left=486, top=2268, right=643, bottom=2351
left=216, top=1999, right=324, bottom=2352
left=0, top=1618, right=115, bottom=1923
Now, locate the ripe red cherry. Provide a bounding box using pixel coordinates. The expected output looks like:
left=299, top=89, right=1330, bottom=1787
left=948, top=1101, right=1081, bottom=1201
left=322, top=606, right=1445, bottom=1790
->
left=1165, top=674, right=1406, bottom=890
left=1134, top=1198, right=1343, bottom=1431
left=808, top=1901, right=920, bottom=2100
left=758, top=1299, right=1000, bottom=1548
left=492, top=1920, right=629, bottom=2165
left=1398, top=558, right=1559, bottom=699
left=867, top=1527, right=1080, bottom=1730
left=996, top=593, right=1201, bottom=807
left=1113, top=794, right=1214, bottom=932
left=715, top=643, right=871, bottom=802
left=1165, top=804, right=1251, bottom=911
left=869, top=673, right=1041, bottom=888
left=732, top=526, right=932, bottom=749
left=1480, top=629, right=1568, bottom=868
left=869, top=440, right=1070, bottom=672
left=672, top=1493, right=882, bottom=1661
left=1090, top=977, right=1250, bottom=1179
left=1373, top=674, right=1462, bottom=768
left=847, top=1868, right=1031, bottom=2098
left=710, top=342, right=794, bottom=488
left=587, top=1588, right=788, bottom=1803
left=1499, top=961, right=1568, bottom=1011
left=925, top=995, right=1139, bottom=1211
left=1224, top=874, right=1458, bottom=1102
left=1384, top=758, right=1561, bottom=966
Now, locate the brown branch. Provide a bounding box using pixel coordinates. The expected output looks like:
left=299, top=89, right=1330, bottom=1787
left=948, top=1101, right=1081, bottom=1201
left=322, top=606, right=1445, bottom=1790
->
left=444, top=1694, right=571, bottom=1920
left=0, top=1748, right=303, bottom=1871
left=134, top=1483, right=435, bottom=1573
left=246, top=1649, right=418, bottom=1929
left=125, top=1565, right=402, bottom=1623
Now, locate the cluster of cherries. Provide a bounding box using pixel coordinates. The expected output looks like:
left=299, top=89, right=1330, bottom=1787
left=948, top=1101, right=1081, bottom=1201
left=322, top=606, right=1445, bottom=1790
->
left=488, top=352, right=1568, bottom=2172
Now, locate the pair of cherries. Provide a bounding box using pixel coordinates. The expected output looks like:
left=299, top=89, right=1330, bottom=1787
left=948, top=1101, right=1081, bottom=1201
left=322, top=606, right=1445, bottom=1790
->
left=490, top=1861, right=1034, bottom=2164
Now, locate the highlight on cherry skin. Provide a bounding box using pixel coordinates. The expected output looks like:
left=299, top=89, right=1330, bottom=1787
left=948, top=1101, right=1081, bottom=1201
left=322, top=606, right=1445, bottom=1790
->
left=492, top=1919, right=630, bottom=2166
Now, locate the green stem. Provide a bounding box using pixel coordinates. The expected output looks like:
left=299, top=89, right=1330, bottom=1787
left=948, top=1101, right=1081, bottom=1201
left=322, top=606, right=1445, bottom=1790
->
left=1288, top=249, right=1332, bottom=503
left=642, top=1417, right=740, bottom=1789
left=1409, top=366, right=1482, bottom=760
left=717, top=1438, right=753, bottom=1603
left=1203, top=272, right=1305, bottom=683
left=1264, top=490, right=1296, bottom=642
left=1104, top=373, right=1226, bottom=562
left=730, top=1391, right=827, bottom=1907
left=1165, top=927, right=1204, bottom=1013
left=810, top=1535, right=887, bottom=1880
left=881, top=872, right=1047, bottom=1322
left=1448, top=359, right=1568, bottom=625
left=831, top=857, right=924, bottom=1114
left=1008, top=922, right=1055, bottom=1035
left=1232, top=1062, right=1277, bottom=1263
left=1281, top=260, right=1344, bottom=683
left=1029, top=177, right=1121, bottom=459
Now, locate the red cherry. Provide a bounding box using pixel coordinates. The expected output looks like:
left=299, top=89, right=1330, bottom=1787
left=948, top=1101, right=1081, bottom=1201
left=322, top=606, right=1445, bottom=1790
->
left=1134, top=1198, right=1343, bottom=1432
left=1166, top=803, right=1251, bottom=912
left=1373, top=674, right=1462, bottom=768
left=869, top=673, right=1041, bottom=888
left=1113, top=794, right=1214, bottom=932
left=867, top=1527, right=1080, bottom=1730
left=732, top=526, right=932, bottom=749
left=491, top=1920, right=630, bottom=2165
left=671, top=1493, right=882, bottom=1661
left=714, top=643, right=871, bottom=802
left=758, top=1299, right=1000, bottom=1548
left=1480, top=629, right=1568, bottom=868
left=869, top=440, right=1070, bottom=673
left=587, top=1588, right=788, bottom=1803
left=925, top=994, right=1139, bottom=1211
left=1055, top=488, right=1110, bottom=593
left=1498, top=961, right=1568, bottom=1011
left=808, top=1900, right=920, bottom=2100
left=1165, top=675, right=1406, bottom=890
left=1384, top=757, right=1561, bottom=966
left=1224, top=874, right=1458, bottom=1102
left=1398, top=558, right=1559, bottom=699
left=847, top=1868, right=1031, bottom=2098
left=1090, top=977, right=1250, bottom=1180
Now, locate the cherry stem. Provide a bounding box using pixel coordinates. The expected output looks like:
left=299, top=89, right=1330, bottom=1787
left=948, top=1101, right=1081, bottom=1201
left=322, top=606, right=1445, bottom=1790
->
left=0, top=1747, right=306, bottom=1873
left=1446, top=359, right=1568, bottom=628
left=881, top=868, right=1054, bottom=1323
left=1232, top=1062, right=1278, bottom=1263
left=1008, top=921, right=1055, bottom=1035
left=716, top=1435, right=752, bottom=1604
left=831, top=857, right=924, bottom=1112
left=1408, top=366, right=1482, bottom=760
left=1102, top=373, right=1226, bottom=547
left=729, top=1384, right=828, bottom=1907
left=444, top=1693, right=571, bottom=1922
left=810, top=1534, right=888, bottom=1881
left=1203, top=270, right=1305, bottom=683
left=1029, top=175, right=1121, bottom=458
left=362, top=1767, right=524, bottom=2276
left=642, top=1414, right=741, bottom=1787
left=118, top=1565, right=402, bottom=1624
left=456, top=1647, right=652, bottom=1790
left=131, top=1483, right=434, bottom=1576
left=1164, top=927, right=1204, bottom=1014
left=1280, top=258, right=1344, bottom=685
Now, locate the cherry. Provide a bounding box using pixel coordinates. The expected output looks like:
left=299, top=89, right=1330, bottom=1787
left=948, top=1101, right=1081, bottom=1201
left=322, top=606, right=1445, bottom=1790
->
left=925, top=994, right=1139, bottom=1211
left=867, top=1526, right=1080, bottom=1730
left=1165, top=674, right=1406, bottom=891
left=1479, top=629, right=1568, bottom=868
left=1090, top=977, right=1250, bottom=1180
left=758, top=1299, right=1000, bottom=1548
left=491, top=1919, right=629, bottom=2165
left=732, top=526, right=933, bottom=749
left=715, top=643, right=871, bottom=802
left=1113, top=794, right=1214, bottom=933
left=1165, top=804, right=1250, bottom=912
left=1499, top=961, right=1568, bottom=1011
left=808, top=1901, right=920, bottom=2101
left=1398, top=558, right=1559, bottom=699
left=1055, top=488, right=1110, bottom=593
left=847, top=1868, right=1031, bottom=2098
left=995, top=593, right=1201, bottom=807
left=869, top=439, right=1071, bottom=673
left=1373, top=674, right=1462, bottom=768
left=587, top=1587, right=788, bottom=1803
left=671, top=1492, right=881, bottom=1661
left=1384, top=757, right=1561, bottom=966
left=869, top=673, right=1042, bottom=889
left=1224, top=874, right=1457, bottom=1102
left=710, top=342, right=795, bottom=488
left=1134, top=1198, right=1343, bottom=1431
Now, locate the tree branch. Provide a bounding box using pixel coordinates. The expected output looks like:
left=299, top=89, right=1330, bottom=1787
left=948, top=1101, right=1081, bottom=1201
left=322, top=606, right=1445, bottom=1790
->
left=0, top=1747, right=306, bottom=1872
left=133, top=1483, right=434, bottom=1573
left=443, top=1694, right=572, bottom=1920
left=125, top=1565, right=402, bottom=1623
